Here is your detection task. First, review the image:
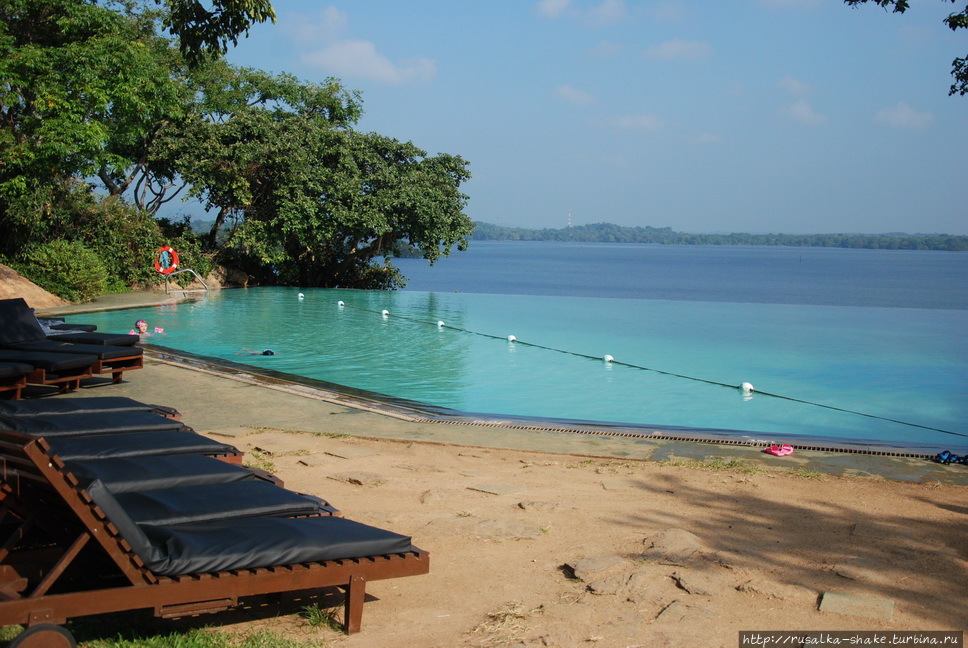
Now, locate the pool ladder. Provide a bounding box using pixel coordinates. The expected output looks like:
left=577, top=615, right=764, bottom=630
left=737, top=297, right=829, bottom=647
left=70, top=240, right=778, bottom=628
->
left=164, top=268, right=209, bottom=295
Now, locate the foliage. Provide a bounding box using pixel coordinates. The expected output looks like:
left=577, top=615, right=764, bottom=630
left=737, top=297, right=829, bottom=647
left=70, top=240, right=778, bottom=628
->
left=844, top=0, right=968, bottom=95
left=14, top=240, right=109, bottom=302
left=72, top=626, right=319, bottom=647
left=472, top=221, right=968, bottom=251
left=169, top=66, right=472, bottom=288
left=160, top=0, right=275, bottom=65
left=0, top=0, right=184, bottom=211
left=0, top=0, right=472, bottom=292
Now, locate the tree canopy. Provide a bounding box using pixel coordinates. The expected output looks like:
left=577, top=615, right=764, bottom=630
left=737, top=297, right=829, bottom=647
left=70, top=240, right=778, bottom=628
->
left=0, top=0, right=473, bottom=299
left=845, top=0, right=968, bottom=95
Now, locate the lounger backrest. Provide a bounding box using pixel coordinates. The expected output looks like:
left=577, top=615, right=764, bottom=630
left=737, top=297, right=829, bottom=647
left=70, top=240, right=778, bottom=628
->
left=0, top=298, right=47, bottom=344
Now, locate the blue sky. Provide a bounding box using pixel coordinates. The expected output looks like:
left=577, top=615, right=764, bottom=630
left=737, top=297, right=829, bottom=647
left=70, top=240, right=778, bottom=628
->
left=223, top=0, right=967, bottom=235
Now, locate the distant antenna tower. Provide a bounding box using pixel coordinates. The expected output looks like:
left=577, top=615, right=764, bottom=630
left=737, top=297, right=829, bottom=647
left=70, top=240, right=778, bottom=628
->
left=567, top=211, right=572, bottom=228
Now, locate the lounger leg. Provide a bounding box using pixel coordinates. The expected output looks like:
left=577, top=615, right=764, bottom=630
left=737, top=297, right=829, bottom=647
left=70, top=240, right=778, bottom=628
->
left=343, top=573, right=366, bottom=634
left=111, top=371, right=123, bottom=384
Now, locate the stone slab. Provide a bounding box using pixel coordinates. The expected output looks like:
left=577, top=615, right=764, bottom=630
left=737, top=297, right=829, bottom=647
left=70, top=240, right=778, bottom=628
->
left=819, top=591, right=894, bottom=621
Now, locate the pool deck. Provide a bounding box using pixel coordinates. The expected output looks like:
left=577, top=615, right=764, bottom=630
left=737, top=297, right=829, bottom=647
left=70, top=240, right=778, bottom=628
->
left=38, top=291, right=968, bottom=486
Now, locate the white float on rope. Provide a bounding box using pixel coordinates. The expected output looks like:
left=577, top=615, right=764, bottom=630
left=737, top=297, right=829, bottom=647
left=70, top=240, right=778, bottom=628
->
left=740, top=382, right=755, bottom=394
left=507, top=335, right=516, bottom=342
left=603, top=354, right=614, bottom=363
left=437, top=320, right=445, bottom=327
left=337, top=300, right=344, bottom=308
left=297, top=293, right=304, bottom=299
left=381, top=309, right=390, bottom=317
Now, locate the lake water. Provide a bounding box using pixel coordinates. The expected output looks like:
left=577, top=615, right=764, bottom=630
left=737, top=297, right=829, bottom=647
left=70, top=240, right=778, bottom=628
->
left=83, top=243, right=968, bottom=451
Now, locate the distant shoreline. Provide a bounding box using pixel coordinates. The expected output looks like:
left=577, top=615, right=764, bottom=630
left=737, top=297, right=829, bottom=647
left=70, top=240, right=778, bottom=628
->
left=470, top=221, right=968, bottom=251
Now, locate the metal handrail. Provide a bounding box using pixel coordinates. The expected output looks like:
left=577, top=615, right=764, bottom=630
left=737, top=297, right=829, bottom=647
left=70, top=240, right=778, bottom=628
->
left=164, top=268, right=209, bottom=294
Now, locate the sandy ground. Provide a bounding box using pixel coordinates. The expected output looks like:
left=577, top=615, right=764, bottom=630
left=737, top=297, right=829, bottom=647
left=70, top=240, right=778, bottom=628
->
left=184, top=428, right=966, bottom=648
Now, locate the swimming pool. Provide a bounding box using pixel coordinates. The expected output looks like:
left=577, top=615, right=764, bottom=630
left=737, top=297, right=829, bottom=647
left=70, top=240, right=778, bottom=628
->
left=80, top=287, right=968, bottom=452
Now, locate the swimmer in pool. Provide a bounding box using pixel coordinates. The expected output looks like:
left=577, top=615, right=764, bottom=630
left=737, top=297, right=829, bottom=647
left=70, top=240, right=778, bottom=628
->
left=129, top=320, right=166, bottom=337
left=240, top=348, right=276, bottom=356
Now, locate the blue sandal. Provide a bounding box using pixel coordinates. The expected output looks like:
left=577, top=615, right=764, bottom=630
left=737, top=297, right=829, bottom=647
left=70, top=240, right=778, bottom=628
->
left=935, top=450, right=955, bottom=465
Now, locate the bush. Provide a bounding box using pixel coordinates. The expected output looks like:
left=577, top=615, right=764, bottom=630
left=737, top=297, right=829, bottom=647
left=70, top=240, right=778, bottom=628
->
left=16, top=240, right=109, bottom=302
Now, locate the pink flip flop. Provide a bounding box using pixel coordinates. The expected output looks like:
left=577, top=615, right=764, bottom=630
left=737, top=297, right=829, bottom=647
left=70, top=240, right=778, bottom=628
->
left=763, top=444, right=795, bottom=456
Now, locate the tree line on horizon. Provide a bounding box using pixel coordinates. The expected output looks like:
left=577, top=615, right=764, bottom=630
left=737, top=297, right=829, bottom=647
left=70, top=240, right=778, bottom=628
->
left=470, top=222, right=968, bottom=251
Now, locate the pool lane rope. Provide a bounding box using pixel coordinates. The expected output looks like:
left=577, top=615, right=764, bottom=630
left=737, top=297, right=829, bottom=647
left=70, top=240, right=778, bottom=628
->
left=339, top=301, right=967, bottom=440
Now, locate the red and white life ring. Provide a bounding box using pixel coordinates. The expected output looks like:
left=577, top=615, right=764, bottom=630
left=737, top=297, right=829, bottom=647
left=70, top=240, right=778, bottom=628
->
left=153, top=246, right=179, bottom=275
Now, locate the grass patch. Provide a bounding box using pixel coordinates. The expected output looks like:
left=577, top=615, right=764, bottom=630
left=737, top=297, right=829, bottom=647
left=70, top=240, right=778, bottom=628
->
left=0, top=626, right=326, bottom=648
left=661, top=457, right=764, bottom=475
left=472, top=601, right=544, bottom=647
left=243, top=449, right=276, bottom=474
left=300, top=604, right=343, bottom=633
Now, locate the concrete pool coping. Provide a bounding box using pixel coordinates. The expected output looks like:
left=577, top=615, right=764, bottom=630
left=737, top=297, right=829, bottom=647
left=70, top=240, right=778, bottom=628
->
left=38, top=291, right=968, bottom=485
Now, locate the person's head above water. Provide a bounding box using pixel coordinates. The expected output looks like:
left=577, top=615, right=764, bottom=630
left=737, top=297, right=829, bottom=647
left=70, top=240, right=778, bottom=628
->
left=134, top=320, right=148, bottom=334
left=261, top=349, right=275, bottom=356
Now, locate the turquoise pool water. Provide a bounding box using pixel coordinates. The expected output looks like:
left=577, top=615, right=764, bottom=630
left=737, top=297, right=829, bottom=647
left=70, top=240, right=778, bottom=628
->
left=81, top=287, right=967, bottom=450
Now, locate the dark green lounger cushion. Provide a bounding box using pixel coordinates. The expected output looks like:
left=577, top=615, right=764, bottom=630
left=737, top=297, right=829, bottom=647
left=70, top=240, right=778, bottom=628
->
left=0, top=361, right=32, bottom=378
left=139, top=516, right=413, bottom=576
left=7, top=340, right=142, bottom=360
left=48, top=430, right=238, bottom=461
left=66, top=455, right=257, bottom=493
left=86, top=480, right=412, bottom=576
left=0, top=349, right=97, bottom=372
left=114, top=481, right=322, bottom=526
left=0, top=396, right=175, bottom=418
left=47, top=332, right=139, bottom=346
left=0, top=410, right=184, bottom=436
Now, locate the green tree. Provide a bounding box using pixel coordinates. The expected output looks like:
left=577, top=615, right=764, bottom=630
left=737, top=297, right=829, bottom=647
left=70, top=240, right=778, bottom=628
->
left=845, top=0, right=968, bottom=96
left=160, top=0, right=275, bottom=65
left=169, top=68, right=472, bottom=287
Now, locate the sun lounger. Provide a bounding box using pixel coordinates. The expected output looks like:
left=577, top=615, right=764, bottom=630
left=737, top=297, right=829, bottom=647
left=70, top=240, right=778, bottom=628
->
left=45, top=331, right=140, bottom=346
left=0, top=361, right=32, bottom=400
left=4, top=340, right=143, bottom=384
left=0, top=396, right=179, bottom=419
left=0, top=298, right=143, bottom=383
left=46, top=430, right=241, bottom=462
left=0, top=430, right=428, bottom=644
left=0, top=349, right=96, bottom=392
left=38, top=318, right=98, bottom=332
left=113, top=481, right=328, bottom=525
left=0, top=410, right=186, bottom=437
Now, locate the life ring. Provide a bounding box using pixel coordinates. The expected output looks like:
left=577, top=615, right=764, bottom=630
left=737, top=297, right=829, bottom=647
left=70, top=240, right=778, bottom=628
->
left=154, top=246, right=179, bottom=275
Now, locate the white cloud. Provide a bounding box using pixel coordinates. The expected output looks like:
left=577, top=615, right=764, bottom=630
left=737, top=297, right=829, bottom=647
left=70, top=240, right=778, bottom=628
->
left=613, top=114, right=666, bottom=132
left=537, top=0, right=570, bottom=18
left=556, top=84, right=596, bottom=105
left=645, top=39, right=712, bottom=61
left=778, top=99, right=826, bottom=125
left=874, top=101, right=933, bottom=129
left=777, top=74, right=810, bottom=96
left=293, top=7, right=436, bottom=86
left=287, top=7, right=348, bottom=44
left=587, top=0, right=628, bottom=25
left=301, top=40, right=436, bottom=85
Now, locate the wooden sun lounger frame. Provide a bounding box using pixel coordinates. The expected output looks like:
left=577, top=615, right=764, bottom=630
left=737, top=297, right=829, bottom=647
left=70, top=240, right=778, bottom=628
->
left=0, top=431, right=429, bottom=640
left=23, top=364, right=94, bottom=394
left=0, top=373, right=27, bottom=401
